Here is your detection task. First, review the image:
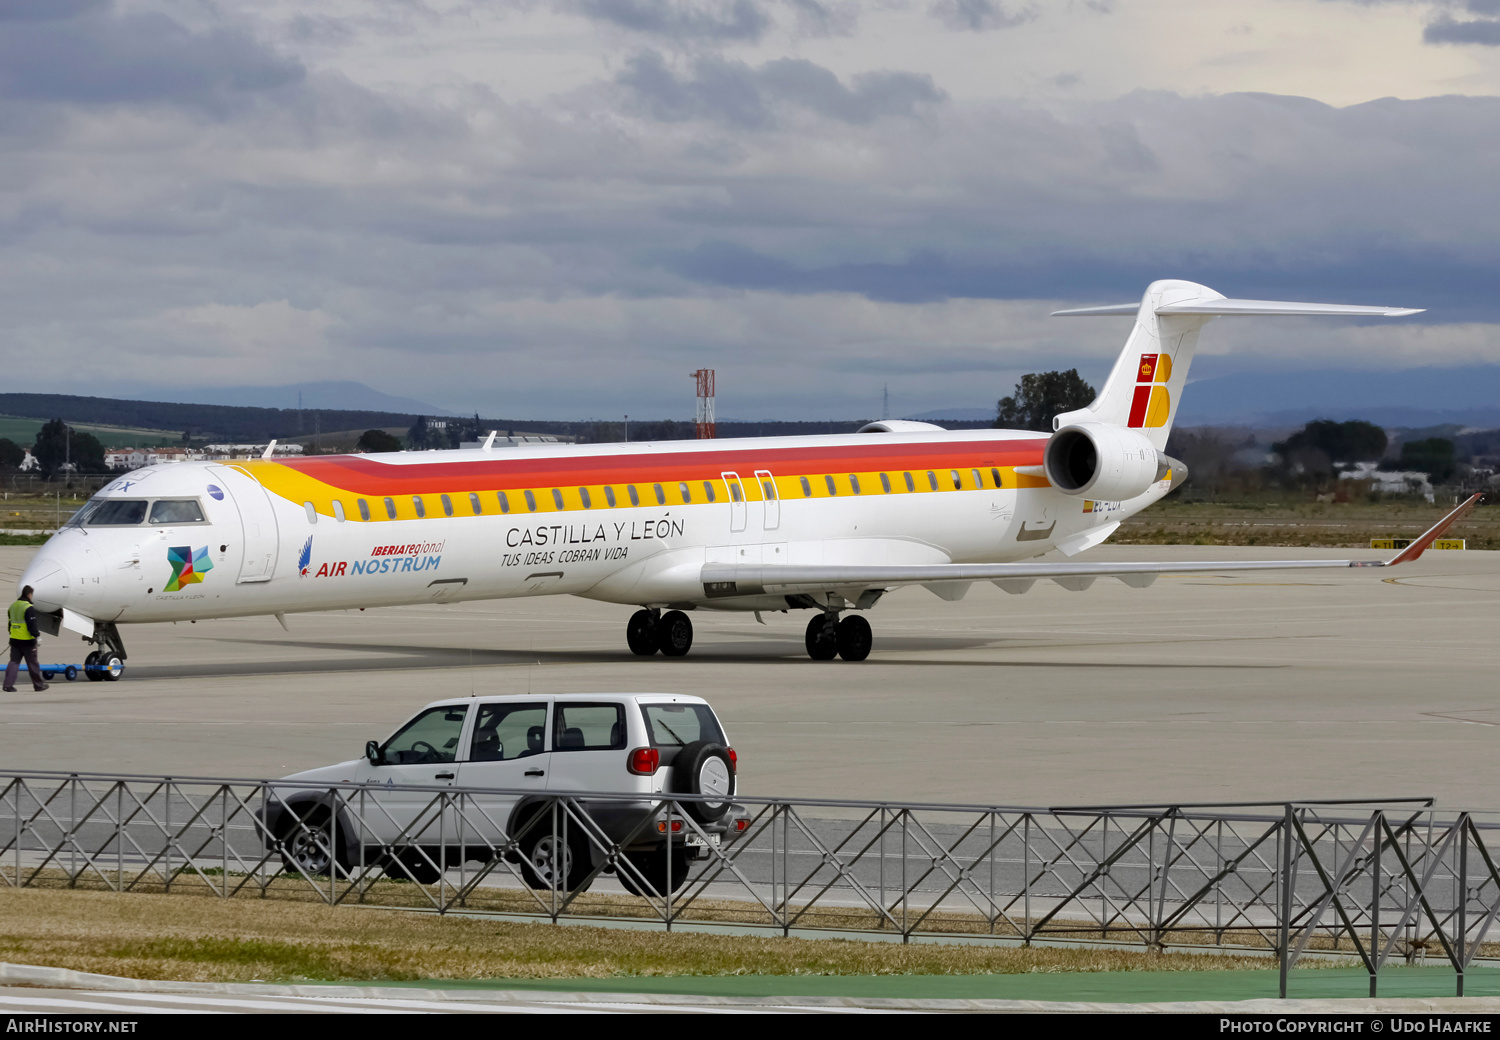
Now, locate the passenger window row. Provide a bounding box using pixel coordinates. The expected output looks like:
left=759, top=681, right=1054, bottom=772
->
left=791, top=467, right=1009, bottom=498
left=302, top=465, right=1011, bottom=521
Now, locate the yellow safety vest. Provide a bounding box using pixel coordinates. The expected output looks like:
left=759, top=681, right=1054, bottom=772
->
left=8, top=599, right=31, bottom=641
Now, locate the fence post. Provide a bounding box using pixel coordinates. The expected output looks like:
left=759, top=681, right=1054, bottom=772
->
left=878, top=806, right=885, bottom=930
left=1371, top=811, right=1381, bottom=998
left=1458, top=816, right=1468, bottom=997
left=988, top=811, right=996, bottom=935
left=901, top=808, right=909, bottom=944
left=1279, top=803, right=1293, bottom=999
left=116, top=783, right=124, bottom=892
left=1023, top=812, right=1031, bottom=945
left=68, top=777, right=76, bottom=888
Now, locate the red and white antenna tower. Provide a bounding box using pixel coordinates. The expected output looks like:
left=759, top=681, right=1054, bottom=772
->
left=691, top=368, right=716, bottom=439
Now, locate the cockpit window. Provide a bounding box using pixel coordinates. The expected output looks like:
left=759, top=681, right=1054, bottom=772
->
left=87, top=501, right=148, bottom=526
left=148, top=500, right=205, bottom=525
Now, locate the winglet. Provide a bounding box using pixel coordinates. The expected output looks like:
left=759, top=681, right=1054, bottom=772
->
left=483, top=430, right=498, bottom=451
left=261, top=439, right=277, bottom=460
left=1377, top=493, right=1482, bottom=566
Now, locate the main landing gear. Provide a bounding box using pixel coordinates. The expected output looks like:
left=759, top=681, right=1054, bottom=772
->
left=805, top=612, right=872, bottom=662
left=83, top=621, right=126, bottom=683
left=627, top=609, right=694, bottom=658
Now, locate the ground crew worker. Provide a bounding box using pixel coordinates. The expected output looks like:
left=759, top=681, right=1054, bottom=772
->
left=4, top=585, right=48, bottom=693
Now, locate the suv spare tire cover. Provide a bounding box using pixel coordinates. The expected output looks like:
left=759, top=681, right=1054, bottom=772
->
left=670, top=740, right=735, bottom=823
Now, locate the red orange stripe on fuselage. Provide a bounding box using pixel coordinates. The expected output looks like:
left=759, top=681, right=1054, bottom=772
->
left=242, top=437, right=1047, bottom=498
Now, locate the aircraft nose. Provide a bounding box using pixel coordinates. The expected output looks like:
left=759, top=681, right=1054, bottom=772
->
left=20, top=555, right=72, bottom=613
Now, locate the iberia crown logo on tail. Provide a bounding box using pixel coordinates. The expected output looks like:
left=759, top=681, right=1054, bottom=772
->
left=1127, top=353, right=1172, bottom=428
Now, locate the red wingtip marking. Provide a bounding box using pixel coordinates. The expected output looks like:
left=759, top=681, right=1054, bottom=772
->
left=1386, top=493, right=1482, bottom=566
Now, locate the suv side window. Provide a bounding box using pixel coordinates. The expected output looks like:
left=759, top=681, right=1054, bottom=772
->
left=379, top=705, right=468, bottom=764
left=469, top=702, right=547, bottom=762
left=553, top=702, right=626, bottom=752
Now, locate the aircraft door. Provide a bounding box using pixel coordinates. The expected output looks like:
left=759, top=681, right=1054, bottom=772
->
left=721, top=472, right=747, bottom=533
left=754, top=470, right=779, bottom=530
left=211, top=465, right=281, bottom=583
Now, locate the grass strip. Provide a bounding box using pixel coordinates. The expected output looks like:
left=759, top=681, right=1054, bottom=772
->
left=0, top=887, right=1289, bottom=985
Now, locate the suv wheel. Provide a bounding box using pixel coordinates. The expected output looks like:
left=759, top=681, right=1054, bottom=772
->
left=520, top=827, right=591, bottom=892
left=278, top=808, right=349, bottom=878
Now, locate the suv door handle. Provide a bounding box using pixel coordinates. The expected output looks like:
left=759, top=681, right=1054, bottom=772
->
left=524, top=769, right=545, bottom=777
left=434, top=772, right=455, bottom=780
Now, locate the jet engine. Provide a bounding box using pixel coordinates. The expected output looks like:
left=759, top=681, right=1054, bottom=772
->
left=1042, top=422, right=1162, bottom=501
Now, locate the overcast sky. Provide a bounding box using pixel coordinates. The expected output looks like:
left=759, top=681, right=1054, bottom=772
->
left=3, top=0, right=1499, bottom=420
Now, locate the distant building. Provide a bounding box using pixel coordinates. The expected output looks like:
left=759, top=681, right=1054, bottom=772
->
left=1339, top=461, right=1435, bottom=503
left=105, top=444, right=300, bottom=471
left=459, top=434, right=564, bottom=449
left=202, top=443, right=305, bottom=459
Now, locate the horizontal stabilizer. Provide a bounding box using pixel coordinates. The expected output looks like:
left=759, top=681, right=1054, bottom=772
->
left=1157, top=299, right=1423, bottom=317
left=1053, top=299, right=1423, bottom=318
left=1050, top=303, right=1138, bottom=316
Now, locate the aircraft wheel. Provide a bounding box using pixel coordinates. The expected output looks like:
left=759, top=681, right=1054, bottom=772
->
left=101, top=655, right=124, bottom=682
left=804, top=614, right=838, bottom=660
left=83, top=651, right=104, bottom=682
left=837, top=614, right=872, bottom=662
left=626, top=609, right=658, bottom=656
left=657, top=611, right=693, bottom=657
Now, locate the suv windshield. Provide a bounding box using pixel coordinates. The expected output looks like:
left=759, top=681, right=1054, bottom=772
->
left=642, top=703, right=724, bottom=748
left=87, top=500, right=148, bottom=526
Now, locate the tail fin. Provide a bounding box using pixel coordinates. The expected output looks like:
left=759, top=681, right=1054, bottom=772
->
left=1050, top=280, right=1423, bottom=451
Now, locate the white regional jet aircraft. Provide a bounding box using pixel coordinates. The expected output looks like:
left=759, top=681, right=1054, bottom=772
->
left=19, top=280, right=1480, bottom=680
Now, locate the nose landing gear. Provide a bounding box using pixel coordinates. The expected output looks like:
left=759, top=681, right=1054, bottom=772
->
left=83, top=622, right=127, bottom=683
left=82, top=651, right=124, bottom=682
left=625, top=608, right=695, bottom=657
left=804, top=611, right=872, bottom=662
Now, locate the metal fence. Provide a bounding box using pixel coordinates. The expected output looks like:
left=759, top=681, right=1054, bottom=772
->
left=1, top=771, right=1496, bottom=997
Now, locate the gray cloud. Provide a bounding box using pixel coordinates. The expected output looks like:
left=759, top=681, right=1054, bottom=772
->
left=929, top=0, right=1032, bottom=32
left=3, top=4, right=1500, bottom=418
left=0, top=2, right=303, bottom=111
left=572, top=0, right=772, bottom=41
left=618, top=51, right=945, bottom=128
left=1424, top=14, right=1500, bottom=43
left=0, top=0, right=107, bottom=22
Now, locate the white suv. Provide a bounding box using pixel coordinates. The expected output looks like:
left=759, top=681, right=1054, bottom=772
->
left=264, top=692, right=746, bottom=894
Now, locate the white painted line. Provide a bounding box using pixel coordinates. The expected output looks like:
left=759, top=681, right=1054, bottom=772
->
left=0, top=994, right=214, bottom=1014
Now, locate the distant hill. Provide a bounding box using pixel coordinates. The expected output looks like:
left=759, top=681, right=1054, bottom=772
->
left=129, top=381, right=454, bottom=416
left=0, top=393, right=998, bottom=447
left=1177, top=366, right=1500, bottom=428
left=906, top=407, right=997, bottom=423
left=0, top=393, right=423, bottom=444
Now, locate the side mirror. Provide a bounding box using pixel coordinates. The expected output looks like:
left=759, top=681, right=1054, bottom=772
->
left=365, top=740, right=382, bottom=765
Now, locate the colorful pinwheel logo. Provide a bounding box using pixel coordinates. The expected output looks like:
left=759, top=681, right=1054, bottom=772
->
left=165, top=546, right=213, bottom=592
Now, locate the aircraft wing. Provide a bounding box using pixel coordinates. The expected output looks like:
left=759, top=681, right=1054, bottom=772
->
left=701, top=494, right=1480, bottom=599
